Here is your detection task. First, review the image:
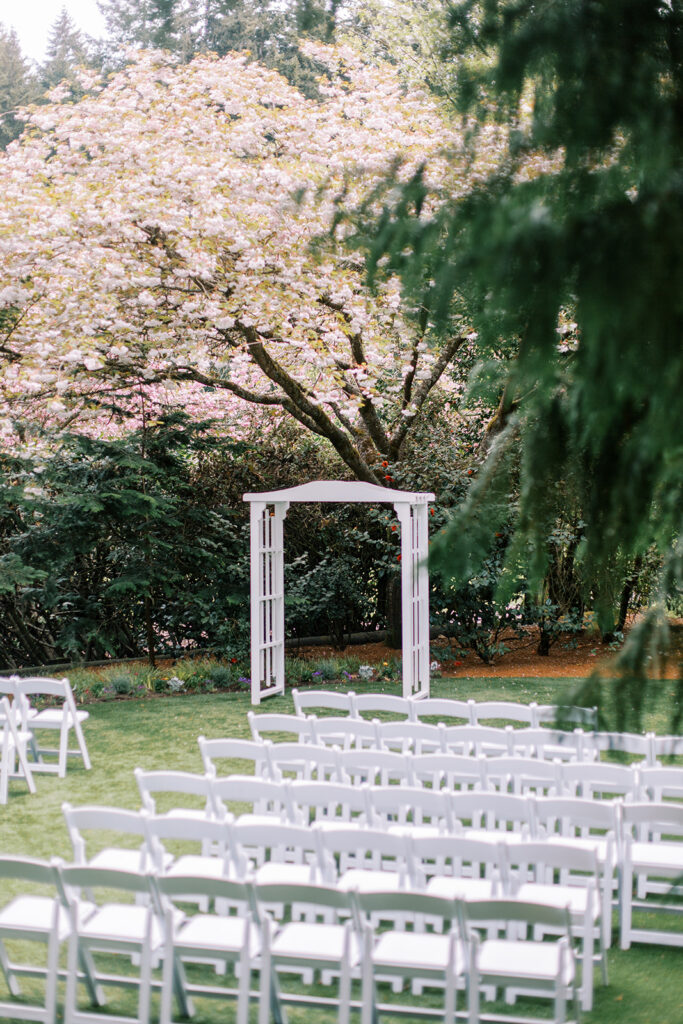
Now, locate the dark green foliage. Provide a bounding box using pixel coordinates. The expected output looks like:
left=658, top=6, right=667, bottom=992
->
left=0, top=24, right=39, bottom=149
left=41, top=9, right=90, bottom=90
left=355, top=0, right=682, bottom=726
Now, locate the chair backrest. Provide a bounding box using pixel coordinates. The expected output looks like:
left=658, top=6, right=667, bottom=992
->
left=292, top=688, right=356, bottom=717
left=443, top=724, right=515, bottom=757
left=0, top=676, right=18, bottom=699
left=470, top=701, right=537, bottom=727
left=534, top=795, right=620, bottom=844
left=288, top=779, right=369, bottom=827
left=411, top=698, right=474, bottom=724
left=134, top=767, right=218, bottom=817
left=254, top=880, right=354, bottom=919
left=354, top=888, right=459, bottom=929
left=511, top=727, right=595, bottom=762
left=198, top=735, right=272, bottom=778
left=352, top=693, right=413, bottom=719
left=367, top=784, right=453, bottom=832
left=337, top=747, right=411, bottom=787
left=561, top=761, right=637, bottom=801
left=156, top=871, right=252, bottom=908
left=534, top=704, right=598, bottom=730
left=636, top=765, right=683, bottom=802
left=463, top=896, right=574, bottom=935
left=310, top=716, right=380, bottom=750
left=247, top=711, right=316, bottom=743
left=265, top=741, right=342, bottom=782
left=211, top=774, right=292, bottom=821
left=450, top=791, right=535, bottom=835
left=483, top=756, right=562, bottom=796
left=593, top=731, right=653, bottom=763
left=62, top=802, right=151, bottom=866
left=408, top=751, right=486, bottom=791
left=145, top=813, right=232, bottom=871
left=0, top=853, right=60, bottom=888
left=13, top=676, right=69, bottom=700
left=650, top=735, right=683, bottom=761
left=319, top=825, right=412, bottom=883
left=59, top=862, right=155, bottom=901
left=409, top=833, right=505, bottom=887
left=377, top=720, right=446, bottom=755
left=621, top=801, right=683, bottom=841
left=229, top=820, right=322, bottom=876
left=503, top=838, right=602, bottom=890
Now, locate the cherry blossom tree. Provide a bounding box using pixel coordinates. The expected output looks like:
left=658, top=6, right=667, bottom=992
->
left=0, top=43, right=504, bottom=482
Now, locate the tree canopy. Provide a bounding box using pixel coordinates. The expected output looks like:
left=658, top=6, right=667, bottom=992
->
left=355, top=0, right=682, bottom=721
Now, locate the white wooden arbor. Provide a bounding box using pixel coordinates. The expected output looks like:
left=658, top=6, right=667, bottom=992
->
left=243, top=480, right=435, bottom=705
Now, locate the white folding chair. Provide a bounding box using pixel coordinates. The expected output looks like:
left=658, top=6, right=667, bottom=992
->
left=248, top=711, right=316, bottom=744
left=368, top=783, right=454, bottom=836
left=593, top=730, right=654, bottom=764
left=319, top=825, right=413, bottom=894
left=620, top=802, right=683, bottom=949
left=511, top=727, right=596, bottom=762
left=198, top=736, right=272, bottom=779
left=650, top=734, right=683, bottom=762
left=230, top=820, right=323, bottom=888
left=356, top=890, right=467, bottom=1024
left=60, top=864, right=165, bottom=1024
left=62, top=803, right=156, bottom=873
left=146, top=814, right=234, bottom=883
left=211, top=775, right=292, bottom=831
left=377, top=720, right=446, bottom=755
left=0, top=855, right=75, bottom=1024
left=471, top=700, right=537, bottom=727
left=337, top=748, right=411, bottom=787
left=464, top=898, right=580, bottom=1024
left=484, top=756, right=563, bottom=796
left=156, top=873, right=260, bottom=1024
left=266, top=741, right=341, bottom=781
left=561, top=761, right=637, bottom=801
left=411, top=834, right=505, bottom=901
left=442, top=724, right=514, bottom=757
left=503, top=840, right=608, bottom=1010
left=0, top=695, right=36, bottom=802
left=352, top=693, right=413, bottom=720
left=255, top=882, right=360, bottom=1024
left=636, top=764, right=683, bottom=803
left=534, top=704, right=598, bottom=730
left=310, top=716, right=380, bottom=750
left=14, top=676, right=91, bottom=777
left=410, top=697, right=474, bottom=724
left=450, top=791, right=536, bottom=840
left=409, top=751, right=486, bottom=791
left=288, top=779, right=370, bottom=829
left=292, top=688, right=355, bottom=717
left=135, top=767, right=219, bottom=820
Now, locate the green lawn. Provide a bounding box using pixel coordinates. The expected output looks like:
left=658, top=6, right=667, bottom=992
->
left=2, top=677, right=682, bottom=1023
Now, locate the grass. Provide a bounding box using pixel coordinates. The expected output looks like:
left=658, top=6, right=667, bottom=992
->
left=1, top=676, right=682, bottom=1023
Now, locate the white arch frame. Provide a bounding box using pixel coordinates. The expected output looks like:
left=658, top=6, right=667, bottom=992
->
left=243, top=480, right=434, bottom=705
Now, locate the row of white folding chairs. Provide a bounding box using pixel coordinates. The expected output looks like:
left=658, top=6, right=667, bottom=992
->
left=0, top=852, right=582, bottom=1024
left=0, top=675, right=91, bottom=779
left=293, top=688, right=598, bottom=729
left=247, top=711, right=602, bottom=761
left=199, top=736, right=683, bottom=798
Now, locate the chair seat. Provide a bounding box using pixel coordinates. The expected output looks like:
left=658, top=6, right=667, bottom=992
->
left=176, top=913, right=260, bottom=956
left=0, top=894, right=71, bottom=941
left=88, top=847, right=164, bottom=872
left=337, top=870, right=404, bottom=893
left=630, top=842, right=683, bottom=873
left=465, top=829, right=527, bottom=844
left=372, top=931, right=466, bottom=973
left=271, top=921, right=360, bottom=964
left=515, top=882, right=600, bottom=921
left=165, top=855, right=231, bottom=879
left=388, top=824, right=444, bottom=839
left=80, top=903, right=164, bottom=946
left=478, top=939, right=574, bottom=984
left=426, top=876, right=495, bottom=901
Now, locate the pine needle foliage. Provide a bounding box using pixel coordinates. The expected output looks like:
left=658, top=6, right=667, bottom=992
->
left=357, top=0, right=683, bottom=727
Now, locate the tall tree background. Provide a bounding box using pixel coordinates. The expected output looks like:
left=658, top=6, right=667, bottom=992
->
left=0, top=25, right=39, bottom=149
left=351, top=0, right=683, bottom=727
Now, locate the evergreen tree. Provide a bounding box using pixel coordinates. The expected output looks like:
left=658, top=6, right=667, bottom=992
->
left=41, top=8, right=89, bottom=90
left=0, top=25, right=38, bottom=149
left=357, top=0, right=683, bottom=725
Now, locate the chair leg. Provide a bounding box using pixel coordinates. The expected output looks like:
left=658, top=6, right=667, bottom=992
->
left=137, top=925, right=153, bottom=1024
left=361, top=925, right=375, bottom=1024
left=160, top=929, right=175, bottom=1024
left=64, top=926, right=80, bottom=1024
left=0, top=937, right=21, bottom=995
left=259, top=919, right=272, bottom=1024
left=338, top=954, right=352, bottom=1024
left=620, top=861, right=633, bottom=950
left=45, top=907, right=60, bottom=1024
left=58, top=722, right=69, bottom=778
